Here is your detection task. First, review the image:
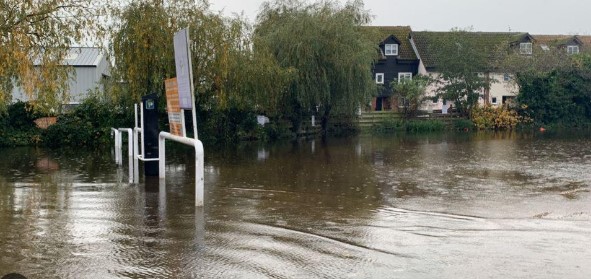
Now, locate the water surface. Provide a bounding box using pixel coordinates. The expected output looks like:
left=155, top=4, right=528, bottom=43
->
left=1, top=131, right=590, bottom=278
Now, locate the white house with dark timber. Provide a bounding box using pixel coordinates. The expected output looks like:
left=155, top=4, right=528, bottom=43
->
left=12, top=47, right=111, bottom=105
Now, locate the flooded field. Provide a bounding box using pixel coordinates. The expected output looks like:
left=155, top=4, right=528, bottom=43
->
left=1, top=131, right=590, bottom=278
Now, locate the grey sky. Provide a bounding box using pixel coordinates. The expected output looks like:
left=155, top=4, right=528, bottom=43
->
left=210, top=0, right=591, bottom=35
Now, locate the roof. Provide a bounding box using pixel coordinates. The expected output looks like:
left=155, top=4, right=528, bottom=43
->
left=372, top=26, right=417, bottom=60
left=411, top=31, right=526, bottom=69
left=532, top=35, right=585, bottom=49
left=64, top=47, right=104, bottom=66
left=34, top=47, right=105, bottom=67
left=578, top=35, right=591, bottom=46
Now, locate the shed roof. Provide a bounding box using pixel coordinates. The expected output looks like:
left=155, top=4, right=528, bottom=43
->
left=64, top=47, right=104, bottom=66
left=34, top=47, right=105, bottom=67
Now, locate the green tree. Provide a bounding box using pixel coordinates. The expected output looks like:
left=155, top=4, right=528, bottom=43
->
left=254, top=0, right=376, bottom=134
left=515, top=54, right=591, bottom=125
left=0, top=0, right=105, bottom=114
left=433, top=28, right=493, bottom=116
left=494, top=39, right=591, bottom=125
left=109, top=0, right=188, bottom=105
left=391, top=75, right=430, bottom=118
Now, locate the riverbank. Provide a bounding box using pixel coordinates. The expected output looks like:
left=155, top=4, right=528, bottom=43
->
left=2, top=100, right=590, bottom=148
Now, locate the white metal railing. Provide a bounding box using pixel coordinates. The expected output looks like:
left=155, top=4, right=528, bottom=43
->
left=112, top=103, right=205, bottom=207
left=158, top=132, right=205, bottom=207
left=111, top=127, right=134, bottom=184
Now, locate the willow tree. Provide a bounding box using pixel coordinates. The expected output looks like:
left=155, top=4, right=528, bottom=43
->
left=0, top=0, right=105, bottom=114
left=254, top=0, right=376, bottom=133
left=109, top=0, right=186, bottom=105
left=109, top=0, right=286, bottom=113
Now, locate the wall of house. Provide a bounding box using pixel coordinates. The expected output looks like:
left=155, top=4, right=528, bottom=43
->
left=420, top=72, right=444, bottom=112
left=373, top=59, right=419, bottom=97
left=488, top=73, right=519, bottom=106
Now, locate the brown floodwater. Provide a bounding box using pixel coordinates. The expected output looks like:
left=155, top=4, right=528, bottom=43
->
left=0, top=131, right=590, bottom=278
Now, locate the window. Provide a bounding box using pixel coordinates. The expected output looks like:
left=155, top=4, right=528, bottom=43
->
left=503, top=73, right=511, bottom=82
left=432, top=98, right=438, bottom=104
left=492, top=97, right=497, bottom=104
left=567, top=45, right=579, bottom=55
left=375, top=73, right=384, bottom=84
left=398, top=72, right=412, bottom=83
left=520, top=42, right=532, bottom=55
left=385, top=44, right=398, bottom=56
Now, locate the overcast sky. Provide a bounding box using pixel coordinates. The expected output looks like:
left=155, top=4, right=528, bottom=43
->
left=210, top=0, right=591, bottom=35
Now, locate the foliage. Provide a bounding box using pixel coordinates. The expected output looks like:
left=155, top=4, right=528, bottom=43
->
left=0, top=102, right=42, bottom=146
left=255, top=0, right=376, bottom=134
left=371, top=118, right=446, bottom=134
left=391, top=75, right=430, bottom=118
left=452, top=119, right=475, bottom=131
left=515, top=61, right=591, bottom=125
left=0, top=0, right=106, bottom=114
left=42, top=95, right=132, bottom=147
left=109, top=0, right=186, bottom=105
left=199, top=109, right=293, bottom=143
left=109, top=0, right=291, bottom=117
left=471, top=105, right=521, bottom=130
left=432, top=28, right=493, bottom=116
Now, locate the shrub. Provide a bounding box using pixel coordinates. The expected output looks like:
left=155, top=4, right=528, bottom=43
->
left=452, top=119, right=475, bottom=131
left=372, top=118, right=446, bottom=134
left=471, top=105, right=520, bottom=130
left=405, top=120, right=445, bottom=132
left=42, top=96, right=132, bottom=147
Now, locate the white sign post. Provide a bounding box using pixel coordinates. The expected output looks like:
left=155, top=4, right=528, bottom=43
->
left=160, top=27, right=205, bottom=207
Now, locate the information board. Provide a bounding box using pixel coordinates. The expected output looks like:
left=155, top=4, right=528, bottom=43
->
left=173, top=28, right=193, bottom=109
left=165, top=78, right=184, bottom=136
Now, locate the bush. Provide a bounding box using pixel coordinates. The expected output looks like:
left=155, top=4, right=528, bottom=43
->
left=42, top=96, right=132, bottom=147
left=452, top=119, right=475, bottom=131
left=372, top=118, right=446, bottom=134
left=0, top=102, right=43, bottom=146
left=405, top=120, right=445, bottom=132
left=471, top=105, right=521, bottom=130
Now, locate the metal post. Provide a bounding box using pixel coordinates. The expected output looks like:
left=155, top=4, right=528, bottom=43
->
left=111, top=128, right=121, bottom=165
left=159, top=131, right=204, bottom=207
left=133, top=127, right=140, bottom=184
left=118, top=128, right=133, bottom=184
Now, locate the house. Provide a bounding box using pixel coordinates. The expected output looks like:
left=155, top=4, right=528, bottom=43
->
left=371, top=26, right=420, bottom=111
left=410, top=31, right=528, bottom=111
left=12, top=47, right=111, bottom=106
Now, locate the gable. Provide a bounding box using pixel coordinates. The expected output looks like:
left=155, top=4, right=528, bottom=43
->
left=368, top=26, right=417, bottom=60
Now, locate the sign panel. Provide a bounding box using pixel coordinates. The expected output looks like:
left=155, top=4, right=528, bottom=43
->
left=165, top=78, right=184, bottom=136
left=173, top=28, right=193, bottom=109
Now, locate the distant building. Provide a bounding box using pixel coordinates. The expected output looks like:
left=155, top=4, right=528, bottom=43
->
left=371, top=26, right=420, bottom=111
left=12, top=47, right=111, bottom=105
left=370, top=27, right=591, bottom=113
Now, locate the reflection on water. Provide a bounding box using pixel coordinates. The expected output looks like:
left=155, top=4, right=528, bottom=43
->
left=1, top=131, right=590, bottom=278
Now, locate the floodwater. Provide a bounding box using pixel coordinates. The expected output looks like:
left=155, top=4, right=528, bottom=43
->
left=1, top=131, right=590, bottom=278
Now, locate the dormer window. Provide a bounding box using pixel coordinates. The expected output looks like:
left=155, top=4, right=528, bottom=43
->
left=385, top=44, right=398, bottom=56
left=376, top=73, right=384, bottom=84
left=567, top=45, right=579, bottom=55
left=520, top=43, right=532, bottom=55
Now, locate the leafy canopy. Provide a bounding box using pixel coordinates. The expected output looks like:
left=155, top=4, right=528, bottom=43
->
left=254, top=0, right=376, bottom=130
left=432, top=28, right=493, bottom=116
left=0, top=0, right=106, bottom=114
